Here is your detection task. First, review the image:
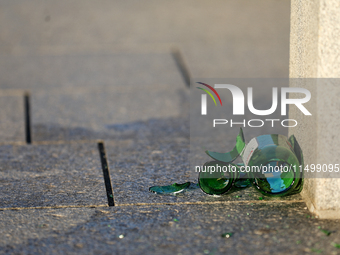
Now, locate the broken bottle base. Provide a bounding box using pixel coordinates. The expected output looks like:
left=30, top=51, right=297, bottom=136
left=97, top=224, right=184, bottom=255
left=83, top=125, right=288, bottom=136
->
left=199, top=128, right=304, bottom=197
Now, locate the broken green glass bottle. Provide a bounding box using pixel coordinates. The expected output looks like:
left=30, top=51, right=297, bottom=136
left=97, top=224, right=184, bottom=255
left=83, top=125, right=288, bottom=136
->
left=199, top=128, right=304, bottom=197
left=149, top=182, right=191, bottom=194
left=198, top=161, right=238, bottom=195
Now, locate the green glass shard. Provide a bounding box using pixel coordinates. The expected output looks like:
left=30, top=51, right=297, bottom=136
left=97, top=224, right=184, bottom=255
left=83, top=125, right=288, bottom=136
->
left=198, top=161, right=237, bottom=195
left=248, top=134, right=304, bottom=197
left=221, top=232, right=233, bottom=238
left=287, top=134, right=305, bottom=195
left=331, top=242, right=340, bottom=249
left=320, top=229, right=331, bottom=236
left=206, top=128, right=245, bottom=163
left=288, top=134, right=304, bottom=166
left=254, top=161, right=295, bottom=194
left=310, top=248, right=323, bottom=253
left=234, top=178, right=252, bottom=188
left=149, top=182, right=191, bottom=194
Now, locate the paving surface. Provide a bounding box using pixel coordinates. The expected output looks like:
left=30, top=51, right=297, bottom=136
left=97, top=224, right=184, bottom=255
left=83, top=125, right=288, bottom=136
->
left=0, top=91, right=26, bottom=144
left=31, top=85, right=188, bottom=141
left=0, top=143, right=107, bottom=208
left=1, top=203, right=340, bottom=255
left=1, top=0, right=340, bottom=254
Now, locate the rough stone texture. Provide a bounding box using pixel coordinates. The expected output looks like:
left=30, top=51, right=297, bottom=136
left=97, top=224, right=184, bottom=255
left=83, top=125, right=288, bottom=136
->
left=1, top=203, right=340, bottom=255
left=289, top=0, right=319, bottom=78
left=0, top=91, right=26, bottom=144
left=0, top=143, right=107, bottom=208
left=290, top=0, right=340, bottom=218
left=318, top=1, right=340, bottom=77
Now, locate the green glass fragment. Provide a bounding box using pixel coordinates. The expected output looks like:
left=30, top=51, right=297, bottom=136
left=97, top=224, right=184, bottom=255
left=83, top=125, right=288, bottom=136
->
left=234, top=178, right=252, bottom=188
left=198, top=161, right=236, bottom=195
left=221, top=232, right=233, bottom=238
left=320, top=229, right=331, bottom=236
left=206, top=128, right=245, bottom=163
left=149, top=182, right=191, bottom=194
left=247, top=134, right=303, bottom=197
left=311, top=248, right=322, bottom=253
left=331, top=242, right=340, bottom=248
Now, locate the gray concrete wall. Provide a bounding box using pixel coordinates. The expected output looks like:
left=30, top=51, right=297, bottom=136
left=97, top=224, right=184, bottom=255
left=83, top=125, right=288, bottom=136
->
left=289, top=0, right=340, bottom=218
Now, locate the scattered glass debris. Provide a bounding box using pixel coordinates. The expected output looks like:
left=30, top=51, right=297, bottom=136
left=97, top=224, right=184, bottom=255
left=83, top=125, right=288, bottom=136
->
left=173, top=218, right=179, bottom=222
left=151, top=129, right=304, bottom=198
left=331, top=242, right=340, bottom=248
left=317, top=227, right=331, bottom=236
left=203, top=250, right=209, bottom=254
left=149, top=182, right=191, bottom=194
left=221, top=232, right=233, bottom=238
left=118, top=235, right=124, bottom=239
left=203, top=129, right=304, bottom=197
left=311, top=248, right=322, bottom=253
